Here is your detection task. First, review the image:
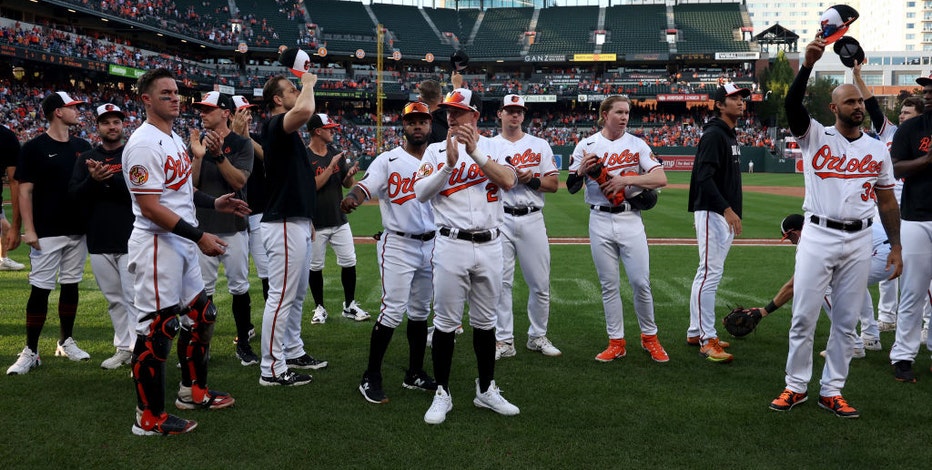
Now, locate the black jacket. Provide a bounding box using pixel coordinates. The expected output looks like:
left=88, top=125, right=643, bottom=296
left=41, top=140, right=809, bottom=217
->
left=687, top=117, right=742, bottom=218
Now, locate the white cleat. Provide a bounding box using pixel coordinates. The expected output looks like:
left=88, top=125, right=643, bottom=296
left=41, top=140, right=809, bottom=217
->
left=7, top=346, right=41, bottom=375
left=101, top=349, right=133, bottom=369
left=527, top=336, right=562, bottom=357
left=473, top=379, right=520, bottom=416
left=55, top=337, right=90, bottom=361
left=424, top=386, right=453, bottom=424
left=342, top=300, right=371, bottom=321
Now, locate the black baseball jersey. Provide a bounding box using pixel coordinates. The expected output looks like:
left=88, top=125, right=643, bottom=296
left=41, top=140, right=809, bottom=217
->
left=890, top=111, right=932, bottom=221
left=68, top=145, right=134, bottom=254
left=261, top=113, right=316, bottom=222
left=195, top=131, right=253, bottom=233
left=245, top=131, right=268, bottom=214
left=308, top=146, right=349, bottom=229
left=15, top=133, right=92, bottom=237
left=0, top=125, right=19, bottom=170
left=687, top=117, right=743, bottom=218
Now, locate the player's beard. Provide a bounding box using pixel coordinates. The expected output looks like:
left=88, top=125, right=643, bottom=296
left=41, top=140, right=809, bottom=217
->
left=404, top=130, right=428, bottom=147
left=101, top=133, right=123, bottom=146
left=839, top=110, right=864, bottom=128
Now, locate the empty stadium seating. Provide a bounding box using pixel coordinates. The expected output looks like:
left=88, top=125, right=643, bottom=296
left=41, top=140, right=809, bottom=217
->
left=673, top=3, right=750, bottom=53
left=528, top=6, right=599, bottom=55
left=467, top=8, right=534, bottom=59
left=370, top=3, right=452, bottom=58
left=600, top=4, right=669, bottom=55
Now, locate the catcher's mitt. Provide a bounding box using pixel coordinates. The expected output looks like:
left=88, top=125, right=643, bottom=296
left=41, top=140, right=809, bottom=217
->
left=722, top=306, right=763, bottom=337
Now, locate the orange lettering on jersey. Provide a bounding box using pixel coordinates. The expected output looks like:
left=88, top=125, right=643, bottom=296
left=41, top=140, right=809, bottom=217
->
left=811, top=145, right=883, bottom=179
left=602, top=149, right=640, bottom=171
left=509, top=148, right=542, bottom=168
left=388, top=171, right=417, bottom=205
left=920, top=137, right=931, bottom=153
left=439, top=161, right=488, bottom=196
left=164, top=151, right=192, bottom=191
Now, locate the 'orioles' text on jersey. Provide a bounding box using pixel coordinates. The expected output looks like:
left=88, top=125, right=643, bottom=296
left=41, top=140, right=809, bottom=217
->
left=568, top=131, right=662, bottom=207
left=414, top=135, right=514, bottom=231
left=493, top=133, right=558, bottom=209
left=797, top=119, right=895, bottom=221
left=123, top=122, right=196, bottom=233
left=358, top=146, right=435, bottom=234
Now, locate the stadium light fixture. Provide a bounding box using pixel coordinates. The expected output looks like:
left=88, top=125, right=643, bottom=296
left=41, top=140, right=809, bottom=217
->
left=101, top=18, right=108, bottom=22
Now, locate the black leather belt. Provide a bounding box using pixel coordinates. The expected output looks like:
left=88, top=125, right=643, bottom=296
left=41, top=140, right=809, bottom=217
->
left=395, top=231, right=436, bottom=241
left=809, top=215, right=872, bottom=232
left=590, top=203, right=630, bottom=213
left=438, top=227, right=498, bottom=243
left=504, top=206, right=541, bottom=216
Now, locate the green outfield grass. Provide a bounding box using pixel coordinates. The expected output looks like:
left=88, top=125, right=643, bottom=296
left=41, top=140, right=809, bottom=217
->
left=3, top=173, right=928, bottom=468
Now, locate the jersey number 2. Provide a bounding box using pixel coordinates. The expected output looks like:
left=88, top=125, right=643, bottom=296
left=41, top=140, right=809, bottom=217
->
left=485, top=182, right=499, bottom=202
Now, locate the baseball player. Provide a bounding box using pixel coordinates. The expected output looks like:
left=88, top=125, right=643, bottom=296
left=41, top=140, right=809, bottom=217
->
left=231, top=95, right=271, bottom=306
left=67, top=103, right=137, bottom=370
left=888, top=71, right=932, bottom=382
left=342, top=101, right=438, bottom=404
left=492, top=94, right=561, bottom=360
left=769, top=39, right=900, bottom=418
left=854, top=63, right=925, bottom=335
left=413, top=87, right=520, bottom=424
left=755, top=214, right=895, bottom=358
left=566, top=95, right=670, bottom=364
left=306, top=113, right=369, bottom=324
left=189, top=91, right=257, bottom=367
left=124, top=69, right=248, bottom=435
left=7, top=91, right=92, bottom=376
left=0, top=123, right=24, bottom=271
left=686, top=83, right=750, bottom=364
left=258, top=68, right=327, bottom=386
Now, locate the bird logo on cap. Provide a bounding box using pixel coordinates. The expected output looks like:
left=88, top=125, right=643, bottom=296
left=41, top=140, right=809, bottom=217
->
left=105, top=104, right=115, bottom=111
left=511, top=96, right=520, bottom=103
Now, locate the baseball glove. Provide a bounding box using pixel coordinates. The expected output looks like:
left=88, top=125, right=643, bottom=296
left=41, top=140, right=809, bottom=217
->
left=627, top=188, right=658, bottom=210
left=722, top=306, right=763, bottom=337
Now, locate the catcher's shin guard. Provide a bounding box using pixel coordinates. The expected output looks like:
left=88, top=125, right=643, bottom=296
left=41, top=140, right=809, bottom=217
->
left=133, top=305, right=182, bottom=415
left=178, top=291, right=217, bottom=397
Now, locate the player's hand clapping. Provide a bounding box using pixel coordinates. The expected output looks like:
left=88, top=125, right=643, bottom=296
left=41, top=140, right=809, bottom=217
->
left=86, top=159, right=117, bottom=182
left=189, top=128, right=206, bottom=159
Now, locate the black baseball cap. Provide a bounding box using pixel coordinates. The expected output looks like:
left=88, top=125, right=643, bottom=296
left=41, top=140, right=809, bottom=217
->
left=193, top=91, right=233, bottom=111
left=713, top=83, right=751, bottom=103
left=41, top=91, right=85, bottom=117
left=917, top=72, right=932, bottom=87
left=833, top=36, right=865, bottom=68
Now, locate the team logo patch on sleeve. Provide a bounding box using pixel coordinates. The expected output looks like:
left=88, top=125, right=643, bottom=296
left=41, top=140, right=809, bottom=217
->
left=417, top=163, right=434, bottom=177
left=128, top=165, right=149, bottom=185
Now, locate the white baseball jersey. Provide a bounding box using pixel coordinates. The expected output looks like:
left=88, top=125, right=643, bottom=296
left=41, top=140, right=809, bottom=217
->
left=415, top=135, right=512, bottom=231
left=798, top=121, right=896, bottom=220
left=358, top=146, right=435, bottom=234
left=569, top=131, right=662, bottom=206
left=493, top=133, right=558, bottom=209
left=123, top=122, right=197, bottom=232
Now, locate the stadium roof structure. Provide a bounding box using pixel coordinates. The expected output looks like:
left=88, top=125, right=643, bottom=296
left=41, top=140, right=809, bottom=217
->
left=754, top=23, right=799, bottom=53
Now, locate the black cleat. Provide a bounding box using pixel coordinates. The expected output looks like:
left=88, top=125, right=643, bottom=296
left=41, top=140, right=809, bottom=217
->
left=286, top=353, right=328, bottom=370
left=236, top=342, right=259, bottom=366
left=402, top=369, right=438, bottom=392
left=260, top=370, right=313, bottom=387
left=893, top=360, right=917, bottom=383
left=359, top=374, right=389, bottom=404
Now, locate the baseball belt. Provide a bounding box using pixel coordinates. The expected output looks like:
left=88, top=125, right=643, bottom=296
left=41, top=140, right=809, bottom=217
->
left=438, top=227, right=499, bottom=243
left=590, top=202, right=631, bottom=214
left=394, top=231, right=436, bottom=241
left=809, top=215, right=872, bottom=232
left=504, top=206, right=541, bottom=216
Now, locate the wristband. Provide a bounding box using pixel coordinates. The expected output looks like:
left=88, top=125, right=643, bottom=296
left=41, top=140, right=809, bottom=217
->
left=193, top=190, right=216, bottom=209
left=172, top=219, right=204, bottom=243
left=469, top=148, right=490, bottom=168
left=527, top=177, right=541, bottom=190
left=764, top=300, right=778, bottom=314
